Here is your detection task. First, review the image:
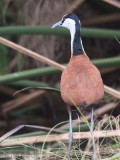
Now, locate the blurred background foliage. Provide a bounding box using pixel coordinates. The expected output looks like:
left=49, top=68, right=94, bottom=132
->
left=0, top=0, right=120, bottom=144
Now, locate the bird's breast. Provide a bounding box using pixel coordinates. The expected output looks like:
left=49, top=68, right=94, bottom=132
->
left=60, top=55, right=104, bottom=106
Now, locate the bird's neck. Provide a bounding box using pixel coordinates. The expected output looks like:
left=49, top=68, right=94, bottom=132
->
left=70, top=26, right=85, bottom=56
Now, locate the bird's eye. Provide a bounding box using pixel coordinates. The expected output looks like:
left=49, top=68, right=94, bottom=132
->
left=61, top=18, right=65, bottom=24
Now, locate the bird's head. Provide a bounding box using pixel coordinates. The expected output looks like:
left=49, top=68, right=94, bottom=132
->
left=52, top=13, right=84, bottom=56
left=51, top=13, right=81, bottom=31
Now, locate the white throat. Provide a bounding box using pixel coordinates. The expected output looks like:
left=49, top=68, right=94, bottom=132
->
left=62, top=18, right=85, bottom=56
left=69, top=26, right=75, bottom=56
left=62, top=18, right=76, bottom=56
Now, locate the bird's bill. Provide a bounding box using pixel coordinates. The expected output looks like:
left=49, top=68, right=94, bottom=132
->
left=51, top=21, right=62, bottom=28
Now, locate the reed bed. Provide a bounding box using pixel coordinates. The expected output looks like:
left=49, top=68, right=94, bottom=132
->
left=0, top=0, right=120, bottom=160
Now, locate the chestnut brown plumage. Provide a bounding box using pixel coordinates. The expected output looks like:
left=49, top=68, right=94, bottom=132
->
left=52, top=13, right=104, bottom=160
left=61, top=54, right=104, bottom=106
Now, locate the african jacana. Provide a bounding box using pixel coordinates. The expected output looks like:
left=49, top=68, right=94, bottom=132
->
left=52, top=13, right=104, bottom=159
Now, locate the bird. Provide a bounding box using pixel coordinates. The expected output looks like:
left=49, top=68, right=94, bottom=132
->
left=52, top=13, right=104, bottom=159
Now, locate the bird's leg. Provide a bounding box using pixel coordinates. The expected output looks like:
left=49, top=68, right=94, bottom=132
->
left=66, top=105, right=73, bottom=160
left=90, top=105, right=96, bottom=160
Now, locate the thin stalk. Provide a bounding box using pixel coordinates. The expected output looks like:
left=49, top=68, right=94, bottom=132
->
left=9, top=80, right=49, bottom=87
left=9, top=131, right=47, bottom=138
left=92, top=57, right=120, bottom=68
left=0, top=26, right=120, bottom=38
left=0, top=66, right=61, bottom=84
left=1, top=130, right=120, bottom=147
left=63, top=123, right=90, bottom=132
left=101, top=0, right=120, bottom=8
